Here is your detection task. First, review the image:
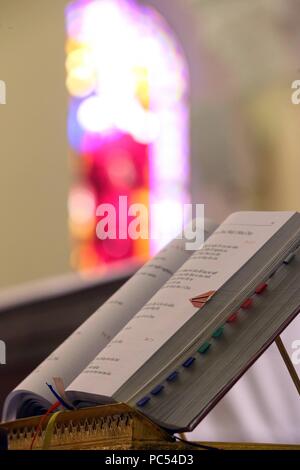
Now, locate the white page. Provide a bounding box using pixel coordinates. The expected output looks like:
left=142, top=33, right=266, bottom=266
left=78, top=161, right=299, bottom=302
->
left=3, top=220, right=214, bottom=420
left=68, top=211, right=295, bottom=398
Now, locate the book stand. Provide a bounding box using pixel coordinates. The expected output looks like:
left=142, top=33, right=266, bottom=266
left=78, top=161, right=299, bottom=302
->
left=2, top=401, right=300, bottom=451
left=275, top=335, right=300, bottom=395
left=1, top=331, right=299, bottom=451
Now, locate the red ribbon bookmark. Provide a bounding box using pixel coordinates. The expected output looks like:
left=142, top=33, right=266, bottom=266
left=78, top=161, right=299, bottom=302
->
left=190, top=290, right=216, bottom=309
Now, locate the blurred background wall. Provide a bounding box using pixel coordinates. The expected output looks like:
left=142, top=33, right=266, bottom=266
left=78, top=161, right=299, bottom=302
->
left=1, top=0, right=300, bottom=288
left=0, top=0, right=70, bottom=288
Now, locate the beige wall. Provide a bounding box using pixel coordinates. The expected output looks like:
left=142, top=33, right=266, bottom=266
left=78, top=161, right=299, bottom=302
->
left=0, top=0, right=70, bottom=288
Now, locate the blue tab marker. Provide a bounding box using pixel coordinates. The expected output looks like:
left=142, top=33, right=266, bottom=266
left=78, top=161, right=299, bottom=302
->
left=136, top=396, right=150, bottom=407
left=166, top=371, right=179, bottom=382
left=151, top=384, right=164, bottom=396
left=182, top=357, right=195, bottom=368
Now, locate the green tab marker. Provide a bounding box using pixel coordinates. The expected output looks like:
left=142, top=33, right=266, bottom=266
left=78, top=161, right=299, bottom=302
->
left=197, top=341, right=211, bottom=354
left=212, top=326, right=224, bottom=339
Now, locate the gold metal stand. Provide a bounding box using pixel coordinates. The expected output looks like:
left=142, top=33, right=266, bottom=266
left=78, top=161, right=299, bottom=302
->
left=2, top=403, right=191, bottom=450
left=1, top=402, right=300, bottom=451
left=1, top=328, right=299, bottom=450
left=275, top=336, right=300, bottom=395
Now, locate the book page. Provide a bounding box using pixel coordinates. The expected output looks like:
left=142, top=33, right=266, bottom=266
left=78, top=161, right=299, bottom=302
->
left=68, top=212, right=295, bottom=398
left=4, top=222, right=211, bottom=419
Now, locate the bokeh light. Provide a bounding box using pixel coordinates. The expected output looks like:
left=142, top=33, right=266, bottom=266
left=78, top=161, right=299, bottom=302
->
left=66, top=0, right=190, bottom=273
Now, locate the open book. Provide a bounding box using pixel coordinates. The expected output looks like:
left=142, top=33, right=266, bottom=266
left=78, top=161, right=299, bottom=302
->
left=3, top=218, right=216, bottom=422
left=3, top=212, right=300, bottom=432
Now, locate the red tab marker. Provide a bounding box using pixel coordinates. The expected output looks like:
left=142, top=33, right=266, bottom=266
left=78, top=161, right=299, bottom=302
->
left=255, top=283, right=268, bottom=295
left=241, top=298, right=253, bottom=309
left=227, top=312, right=238, bottom=323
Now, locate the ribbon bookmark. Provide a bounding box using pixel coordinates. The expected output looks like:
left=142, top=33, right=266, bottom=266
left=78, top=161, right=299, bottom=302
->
left=42, top=411, right=61, bottom=450
left=190, top=290, right=215, bottom=309
left=52, top=377, right=75, bottom=410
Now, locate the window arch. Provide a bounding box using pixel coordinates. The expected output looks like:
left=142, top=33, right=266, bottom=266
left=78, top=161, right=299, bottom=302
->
left=66, top=0, right=190, bottom=273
